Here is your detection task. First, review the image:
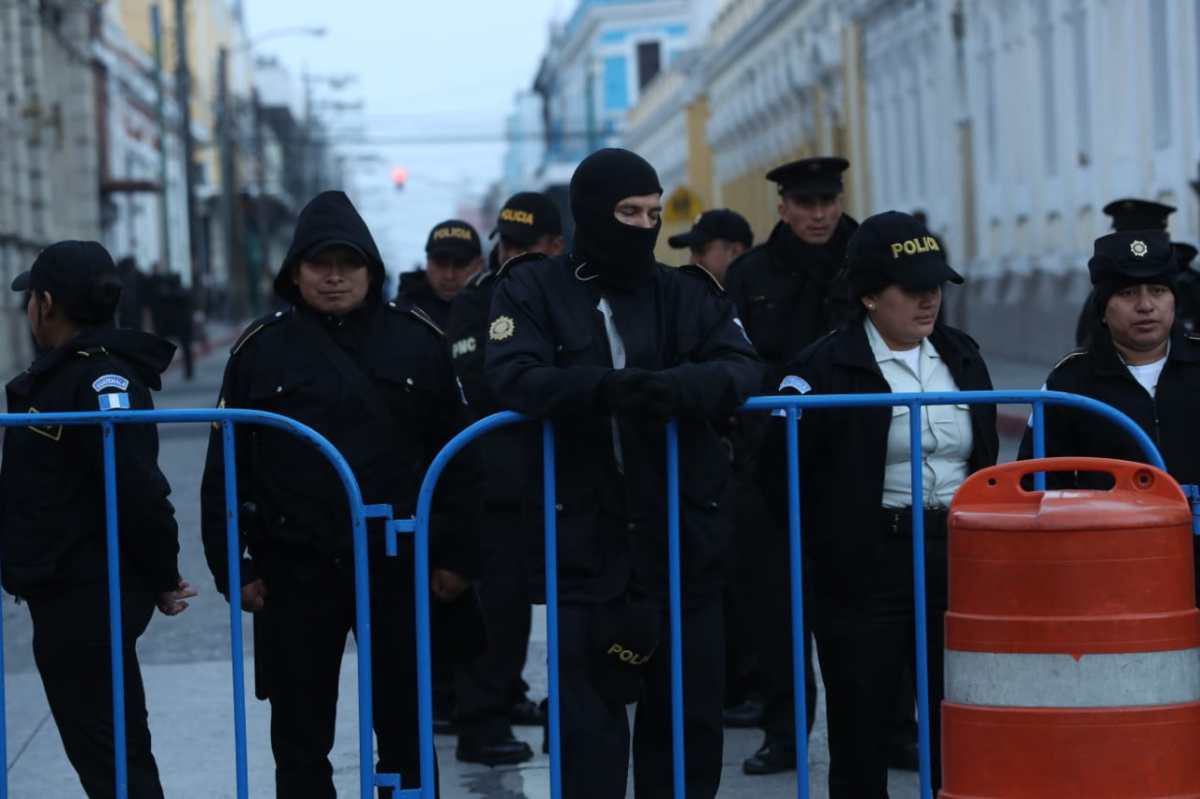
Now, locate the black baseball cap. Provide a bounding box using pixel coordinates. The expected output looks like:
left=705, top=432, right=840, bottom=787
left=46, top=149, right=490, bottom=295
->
left=1088, top=230, right=1176, bottom=285
left=425, top=219, right=482, bottom=261
left=845, top=211, right=963, bottom=292
left=1102, top=198, right=1176, bottom=232
left=490, top=192, right=562, bottom=245
left=667, top=209, right=753, bottom=249
left=12, top=240, right=123, bottom=323
left=767, top=156, right=850, bottom=197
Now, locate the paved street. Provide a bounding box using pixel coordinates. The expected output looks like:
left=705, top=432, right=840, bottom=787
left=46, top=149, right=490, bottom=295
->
left=0, top=330, right=1040, bottom=797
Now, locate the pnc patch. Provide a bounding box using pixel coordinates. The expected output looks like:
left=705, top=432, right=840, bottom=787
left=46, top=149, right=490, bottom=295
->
left=489, top=315, right=515, bottom=342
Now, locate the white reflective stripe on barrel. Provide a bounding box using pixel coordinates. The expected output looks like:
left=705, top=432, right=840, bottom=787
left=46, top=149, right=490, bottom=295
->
left=945, top=647, right=1200, bottom=707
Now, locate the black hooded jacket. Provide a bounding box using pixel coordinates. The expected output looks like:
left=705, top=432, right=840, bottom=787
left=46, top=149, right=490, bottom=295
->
left=1, top=326, right=180, bottom=598
left=725, top=215, right=859, bottom=385
left=200, top=191, right=480, bottom=595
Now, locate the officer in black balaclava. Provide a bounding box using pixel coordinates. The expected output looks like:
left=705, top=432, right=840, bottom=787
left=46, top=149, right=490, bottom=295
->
left=200, top=191, right=482, bottom=798
left=485, top=149, right=764, bottom=799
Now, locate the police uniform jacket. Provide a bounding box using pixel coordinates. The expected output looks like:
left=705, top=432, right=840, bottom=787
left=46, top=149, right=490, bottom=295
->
left=199, top=192, right=480, bottom=597
left=0, top=327, right=180, bottom=599
left=396, top=270, right=452, bottom=330
left=724, top=215, right=858, bottom=384
left=761, top=320, right=999, bottom=600
left=1017, top=326, right=1200, bottom=481
left=485, top=255, right=765, bottom=604
left=446, top=254, right=542, bottom=509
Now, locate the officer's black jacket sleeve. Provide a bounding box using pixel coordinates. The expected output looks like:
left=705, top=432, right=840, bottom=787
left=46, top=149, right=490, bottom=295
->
left=663, top=287, right=764, bottom=418
left=755, top=364, right=828, bottom=532
left=447, top=283, right=493, bottom=415
left=80, top=381, right=180, bottom=594
left=199, top=350, right=257, bottom=597
left=1016, top=370, right=1084, bottom=489
left=485, top=269, right=611, bottom=417
left=422, top=338, right=483, bottom=578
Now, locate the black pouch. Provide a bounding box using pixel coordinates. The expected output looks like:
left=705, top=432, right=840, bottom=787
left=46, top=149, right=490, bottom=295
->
left=588, top=596, right=662, bottom=704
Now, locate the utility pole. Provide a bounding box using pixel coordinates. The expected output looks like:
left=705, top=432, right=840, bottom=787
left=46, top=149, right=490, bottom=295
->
left=150, top=5, right=171, bottom=273
left=173, top=0, right=201, bottom=302
left=217, top=47, right=247, bottom=320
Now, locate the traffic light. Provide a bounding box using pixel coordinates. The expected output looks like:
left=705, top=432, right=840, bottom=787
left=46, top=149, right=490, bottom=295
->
left=391, top=166, right=408, bottom=191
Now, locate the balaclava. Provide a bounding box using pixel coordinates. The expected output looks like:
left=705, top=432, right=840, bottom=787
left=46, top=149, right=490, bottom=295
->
left=569, top=148, right=663, bottom=289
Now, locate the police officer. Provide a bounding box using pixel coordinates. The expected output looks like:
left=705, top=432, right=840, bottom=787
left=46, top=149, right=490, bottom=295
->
left=485, top=148, right=763, bottom=799
left=200, top=191, right=481, bottom=797
left=397, top=219, right=486, bottom=330
left=725, top=156, right=859, bottom=376
left=447, top=192, right=564, bottom=765
left=1171, top=242, right=1200, bottom=333
left=1, top=241, right=194, bottom=799
left=734, top=156, right=859, bottom=775
left=1021, top=229, right=1200, bottom=600
left=1075, top=198, right=1175, bottom=346
left=762, top=211, right=998, bottom=796
left=667, top=208, right=753, bottom=286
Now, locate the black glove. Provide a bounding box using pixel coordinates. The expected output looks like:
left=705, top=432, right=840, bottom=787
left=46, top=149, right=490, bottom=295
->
left=600, top=369, right=680, bottom=419
left=600, top=368, right=654, bottom=414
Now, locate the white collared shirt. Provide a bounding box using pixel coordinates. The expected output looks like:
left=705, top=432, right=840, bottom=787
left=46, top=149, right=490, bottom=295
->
left=865, top=318, right=973, bottom=509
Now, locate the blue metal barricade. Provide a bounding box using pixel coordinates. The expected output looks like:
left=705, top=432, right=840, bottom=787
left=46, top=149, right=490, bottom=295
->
left=0, top=389, right=1169, bottom=799
left=411, top=389, right=1167, bottom=799
left=0, top=407, right=395, bottom=799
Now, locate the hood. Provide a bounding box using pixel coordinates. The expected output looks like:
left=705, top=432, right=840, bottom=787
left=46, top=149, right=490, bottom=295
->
left=275, top=191, right=386, bottom=305
left=71, top=327, right=176, bottom=390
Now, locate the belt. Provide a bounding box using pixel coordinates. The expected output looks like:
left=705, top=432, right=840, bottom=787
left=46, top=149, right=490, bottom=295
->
left=879, top=507, right=949, bottom=537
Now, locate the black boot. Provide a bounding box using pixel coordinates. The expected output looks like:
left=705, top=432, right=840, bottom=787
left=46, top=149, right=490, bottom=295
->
left=742, top=736, right=797, bottom=775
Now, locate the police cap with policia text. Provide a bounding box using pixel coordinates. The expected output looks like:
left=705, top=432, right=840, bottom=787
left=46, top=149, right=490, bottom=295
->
left=490, top=192, right=562, bottom=246
left=766, top=156, right=850, bottom=198
left=843, top=210, right=963, bottom=294
left=426, top=219, right=482, bottom=262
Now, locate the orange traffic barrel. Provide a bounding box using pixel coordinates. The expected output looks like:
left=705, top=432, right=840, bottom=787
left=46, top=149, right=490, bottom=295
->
left=941, top=457, right=1200, bottom=798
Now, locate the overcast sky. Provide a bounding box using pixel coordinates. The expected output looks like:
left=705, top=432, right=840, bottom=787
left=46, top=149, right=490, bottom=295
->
left=242, top=0, right=567, bottom=273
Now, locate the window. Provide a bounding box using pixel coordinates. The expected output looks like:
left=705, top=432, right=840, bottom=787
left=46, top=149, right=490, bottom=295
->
left=636, top=41, right=661, bottom=90
left=1037, top=9, right=1058, bottom=175
left=1150, top=0, right=1171, bottom=148
left=1071, top=3, right=1092, bottom=164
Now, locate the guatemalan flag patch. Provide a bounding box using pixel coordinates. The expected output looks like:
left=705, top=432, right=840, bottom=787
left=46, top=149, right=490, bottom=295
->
left=98, top=392, right=131, bottom=411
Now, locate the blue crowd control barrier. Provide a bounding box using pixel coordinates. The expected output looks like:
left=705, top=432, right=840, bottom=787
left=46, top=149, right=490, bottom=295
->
left=0, top=407, right=389, bottom=799
left=412, top=389, right=1167, bottom=799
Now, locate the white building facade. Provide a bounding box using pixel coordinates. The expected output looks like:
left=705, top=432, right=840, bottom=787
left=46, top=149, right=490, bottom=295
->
left=857, top=0, right=1200, bottom=361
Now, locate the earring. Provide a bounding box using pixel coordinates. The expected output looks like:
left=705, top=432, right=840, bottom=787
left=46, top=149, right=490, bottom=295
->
left=866, top=304, right=876, bottom=310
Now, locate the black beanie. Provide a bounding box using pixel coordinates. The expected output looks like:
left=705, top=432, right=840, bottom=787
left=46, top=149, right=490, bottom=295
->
left=570, top=148, right=663, bottom=289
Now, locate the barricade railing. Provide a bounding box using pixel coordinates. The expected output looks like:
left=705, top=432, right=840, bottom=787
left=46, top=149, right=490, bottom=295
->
left=0, top=407, right=402, bottom=799
left=0, top=390, right=1172, bottom=799
left=412, top=389, right=1170, bottom=799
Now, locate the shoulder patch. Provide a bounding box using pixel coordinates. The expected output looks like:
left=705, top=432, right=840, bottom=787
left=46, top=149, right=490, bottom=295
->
left=389, top=301, right=444, bottom=336
left=232, top=310, right=289, bottom=356
left=92, top=374, right=129, bottom=393
left=489, top=315, right=516, bottom=342
left=1052, top=350, right=1087, bottom=371
left=679, top=263, right=726, bottom=294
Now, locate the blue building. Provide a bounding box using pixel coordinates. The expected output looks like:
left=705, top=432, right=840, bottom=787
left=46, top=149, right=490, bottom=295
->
left=525, top=0, right=699, bottom=230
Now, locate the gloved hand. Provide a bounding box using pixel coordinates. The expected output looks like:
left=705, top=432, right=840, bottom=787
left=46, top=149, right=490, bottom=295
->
left=600, top=369, right=680, bottom=419
left=601, top=368, right=655, bottom=414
